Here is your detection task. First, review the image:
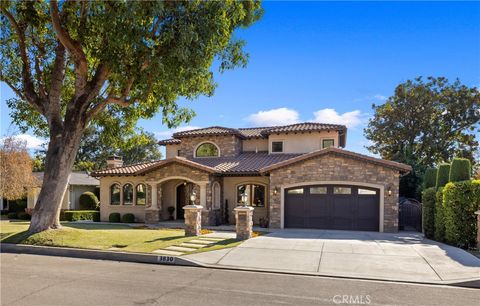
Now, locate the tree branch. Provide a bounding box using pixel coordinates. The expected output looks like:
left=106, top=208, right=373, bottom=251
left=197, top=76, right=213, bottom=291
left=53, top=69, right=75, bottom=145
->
left=1, top=7, right=44, bottom=114
left=50, top=0, right=88, bottom=96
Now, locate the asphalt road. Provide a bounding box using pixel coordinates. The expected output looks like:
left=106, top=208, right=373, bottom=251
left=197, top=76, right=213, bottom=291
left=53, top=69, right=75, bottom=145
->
left=1, top=253, right=479, bottom=306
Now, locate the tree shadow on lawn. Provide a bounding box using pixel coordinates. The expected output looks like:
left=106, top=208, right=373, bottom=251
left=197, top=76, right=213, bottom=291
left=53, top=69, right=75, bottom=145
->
left=64, top=223, right=132, bottom=230
left=1, top=230, right=32, bottom=244
left=144, top=235, right=186, bottom=243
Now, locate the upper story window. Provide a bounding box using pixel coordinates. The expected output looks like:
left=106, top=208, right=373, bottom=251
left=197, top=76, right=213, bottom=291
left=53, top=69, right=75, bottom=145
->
left=271, top=141, right=284, bottom=153
left=322, top=139, right=335, bottom=149
left=195, top=142, right=219, bottom=157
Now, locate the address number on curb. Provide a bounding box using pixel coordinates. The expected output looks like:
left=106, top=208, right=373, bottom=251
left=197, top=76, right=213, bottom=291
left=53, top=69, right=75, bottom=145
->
left=157, top=255, right=176, bottom=264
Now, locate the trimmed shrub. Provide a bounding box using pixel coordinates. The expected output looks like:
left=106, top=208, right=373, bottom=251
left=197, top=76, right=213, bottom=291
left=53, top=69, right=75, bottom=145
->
left=9, top=199, right=27, bottom=213
left=443, top=180, right=480, bottom=248
left=109, top=212, right=121, bottom=223
left=121, top=213, right=135, bottom=223
left=17, top=212, right=31, bottom=220
left=434, top=187, right=445, bottom=242
left=423, top=168, right=438, bottom=189
left=64, top=210, right=100, bottom=222
left=7, top=212, right=18, bottom=219
left=422, top=187, right=436, bottom=239
left=449, top=158, right=471, bottom=182
left=79, top=192, right=100, bottom=210
left=436, top=164, right=450, bottom=188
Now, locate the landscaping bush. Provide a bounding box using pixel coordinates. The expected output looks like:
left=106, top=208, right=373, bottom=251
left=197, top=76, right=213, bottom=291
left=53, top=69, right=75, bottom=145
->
left=121, top=213, right=135, bottom=223
left=109, top=212, right=121, bottom=223
left=434, top=187, right=445, bottom=242
left=449, top=158, right=471, bottom=182
left=8, top=199, right=27, bottom=213
left=64, top=210, right=100, bottom=222
left=443, top=180, right=480, bottom=249
left=7, top=212, right=17, bottom=219
left=421, top=187, right=436, bottom=239
left=436, top=164, right=450, bottom=188
left=79, top=192, right=100, bottom=210
left=17, top=212, right=31, bottom=220
left=423, top=168, right=438, bottom=189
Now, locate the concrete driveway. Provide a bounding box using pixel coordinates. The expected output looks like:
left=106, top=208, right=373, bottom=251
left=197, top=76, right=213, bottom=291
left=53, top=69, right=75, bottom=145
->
left=185, top=229, right=480, bottom=285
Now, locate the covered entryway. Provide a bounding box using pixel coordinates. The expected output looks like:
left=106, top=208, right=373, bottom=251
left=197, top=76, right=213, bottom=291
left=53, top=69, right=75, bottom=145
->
left=285, top=185, right=380, bottom=231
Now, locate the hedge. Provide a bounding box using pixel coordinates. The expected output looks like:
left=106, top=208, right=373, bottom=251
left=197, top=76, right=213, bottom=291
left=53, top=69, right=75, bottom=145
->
left=79, top=192, right=100, bottom=210
left=121, top=213, right=135, bottom=223
left=7, top=212, right=17, bottom=219
left=109, top=212, right=121, bottom=223
left=422, top=187, right=436, bottom=239
left=434, top=187, right=445, bottom=242
left=443, top=180, right=480, bottom=248
left=423, top=168, right=438, bottom=189
left=17, top=212, right=31, bottom=220
left=436, top=164, right=450, bottom=188
left=64, top=210, right=100, bottom=222
left=8, top=199, right=27, bottom=213
left=449, top=158, right=471, bottom=182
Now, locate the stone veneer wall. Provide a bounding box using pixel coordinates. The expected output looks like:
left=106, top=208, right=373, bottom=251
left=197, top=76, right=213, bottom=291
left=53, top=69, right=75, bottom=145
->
left=268, top=154, right=400, bottom=232
left=178, top=135, right=242, bottom=158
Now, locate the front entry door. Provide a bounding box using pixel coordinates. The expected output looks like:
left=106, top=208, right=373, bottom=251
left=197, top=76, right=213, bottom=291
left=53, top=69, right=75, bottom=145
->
left=176, top=184, right=186, bottom=219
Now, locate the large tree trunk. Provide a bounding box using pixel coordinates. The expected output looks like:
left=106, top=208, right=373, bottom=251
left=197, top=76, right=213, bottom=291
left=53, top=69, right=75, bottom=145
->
left=28, top=125, right=84, bottom=233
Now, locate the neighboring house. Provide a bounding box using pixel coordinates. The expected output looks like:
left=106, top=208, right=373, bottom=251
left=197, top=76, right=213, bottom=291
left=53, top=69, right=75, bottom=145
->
left=92, top=122, right=411, bottom=232
left=27, top=172, right=99, bottom=210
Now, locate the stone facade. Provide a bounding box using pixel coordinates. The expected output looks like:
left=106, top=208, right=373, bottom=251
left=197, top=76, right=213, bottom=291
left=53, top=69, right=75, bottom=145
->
left=235, top=206, right=254, bottom=240
left=177, top=135, right=242, bottom=158
left=184, top=205, right=203, bottom=236
left=268, top=154, right=400, bottom=232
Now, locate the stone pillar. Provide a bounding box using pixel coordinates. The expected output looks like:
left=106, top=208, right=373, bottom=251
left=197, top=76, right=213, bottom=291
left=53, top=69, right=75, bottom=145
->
left=234, top=206, right=254, bottom=240
left=476, top=210, right=480, bottom=250
left=145, top=184, right=160, bottom=223
left=184, top=205, right=203, bottom=236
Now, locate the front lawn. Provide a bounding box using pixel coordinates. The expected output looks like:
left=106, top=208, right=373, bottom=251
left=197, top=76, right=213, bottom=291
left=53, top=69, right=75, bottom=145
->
left=0, top=221, right=239, bottom=254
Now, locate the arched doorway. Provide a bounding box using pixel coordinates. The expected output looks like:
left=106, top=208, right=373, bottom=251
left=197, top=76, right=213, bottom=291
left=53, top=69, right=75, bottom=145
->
left=176, top=184, right=187, bottom=220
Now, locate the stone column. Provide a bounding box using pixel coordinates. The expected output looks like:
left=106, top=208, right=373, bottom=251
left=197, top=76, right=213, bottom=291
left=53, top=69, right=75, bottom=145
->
left=145, top=183, right=160, bottom=223
left=234, top=206, right=254, bottom=240
left=476, top=210, right=480, bottom=250
left=184, top=205, right=203, bottom=236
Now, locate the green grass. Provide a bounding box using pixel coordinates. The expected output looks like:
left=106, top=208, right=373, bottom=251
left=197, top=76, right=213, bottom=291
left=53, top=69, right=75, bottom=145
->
left=0, top=221, right=239, bottom=255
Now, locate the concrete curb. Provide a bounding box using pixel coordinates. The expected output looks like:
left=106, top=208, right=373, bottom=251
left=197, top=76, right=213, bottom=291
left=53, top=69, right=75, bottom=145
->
left=0, top=243, right=201, bottom=267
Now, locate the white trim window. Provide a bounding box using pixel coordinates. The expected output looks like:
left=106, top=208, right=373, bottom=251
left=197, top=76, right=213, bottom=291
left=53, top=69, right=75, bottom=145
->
left=271, top=141, right=284, bottom=153
left=322, top=138, right=335, bottom=149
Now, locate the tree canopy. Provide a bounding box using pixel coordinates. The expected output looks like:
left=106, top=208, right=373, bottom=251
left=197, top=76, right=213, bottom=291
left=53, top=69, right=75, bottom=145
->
left=0, top=0, right=263, bottom=232
left=365, top=77, right=479, bottom=198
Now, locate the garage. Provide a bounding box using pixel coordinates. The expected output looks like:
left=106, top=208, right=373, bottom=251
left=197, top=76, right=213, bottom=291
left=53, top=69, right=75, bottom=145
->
left=285, top=185, right=380, bottom=231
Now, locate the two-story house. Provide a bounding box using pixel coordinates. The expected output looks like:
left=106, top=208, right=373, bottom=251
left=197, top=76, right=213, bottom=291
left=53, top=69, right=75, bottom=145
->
left=92, top=122, right=411, bottom=232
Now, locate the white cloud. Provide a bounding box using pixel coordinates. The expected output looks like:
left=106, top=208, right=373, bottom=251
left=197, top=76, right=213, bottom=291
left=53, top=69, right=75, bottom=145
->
left=1, top=134, right=46, bottom=150
left=155, top=126, right=202, bottom=139
left=312, top=108, right=364, bottom=129
left=245, top=107, right=300, bottom=126
left=373, top=94, right=387, bottom=101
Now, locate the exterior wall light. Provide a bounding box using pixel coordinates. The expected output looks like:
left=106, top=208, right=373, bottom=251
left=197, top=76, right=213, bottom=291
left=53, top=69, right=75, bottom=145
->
left=241, top=193, right=248, bottom=207
left=387, top=187, right=392, bottom=196
left=273, top=187, right=279, bottom=195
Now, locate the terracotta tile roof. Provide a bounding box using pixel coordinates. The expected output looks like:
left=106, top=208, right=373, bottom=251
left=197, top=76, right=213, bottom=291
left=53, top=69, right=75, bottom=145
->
left=173, top=126, right=243, bottom=138
left=157, top=138, right=181, bottom=145
left=259, top=147, right=412, bottom=173
left=191, top=152, right=302, bottom=174
left=91, top=161, right=160, bottom=176
left=263, top=122, right=346, bottom=135
left=136, top=157, right=217, bottom=174
left=237, top=127, right=271, bottom=138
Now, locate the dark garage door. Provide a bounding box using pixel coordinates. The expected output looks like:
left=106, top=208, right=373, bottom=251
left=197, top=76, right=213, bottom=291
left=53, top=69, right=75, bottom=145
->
left=285, top=185, right=380, bottom=231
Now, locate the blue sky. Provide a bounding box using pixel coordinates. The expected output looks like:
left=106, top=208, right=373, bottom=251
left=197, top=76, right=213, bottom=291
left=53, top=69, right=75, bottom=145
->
left=1, top=1, right=479, bottom=157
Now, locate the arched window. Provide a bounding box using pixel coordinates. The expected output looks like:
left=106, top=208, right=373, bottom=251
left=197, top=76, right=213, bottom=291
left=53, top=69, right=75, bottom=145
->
left=212, top=182, right=221, bottom=210
left=195, top=142, right=219, bottom=157
left=136, top=184, right=146, bottom=205
left=110, top=184, right=121, bottom=205
left=123, top=183, right=133, bottom=205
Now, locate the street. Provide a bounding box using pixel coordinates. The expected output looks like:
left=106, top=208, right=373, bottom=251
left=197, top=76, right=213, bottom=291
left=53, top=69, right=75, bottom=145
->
left=1, top=253, right=479, bottom=306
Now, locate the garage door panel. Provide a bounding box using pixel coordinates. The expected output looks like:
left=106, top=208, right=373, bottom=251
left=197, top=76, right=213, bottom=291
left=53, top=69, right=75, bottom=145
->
left=285, top=185, right=380, bottom=232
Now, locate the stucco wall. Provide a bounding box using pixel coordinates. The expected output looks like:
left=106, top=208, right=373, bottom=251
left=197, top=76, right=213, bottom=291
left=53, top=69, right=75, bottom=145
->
left=268, top=153, right=400, bottom=232
left=242, top=138, right=269, bottom=152
left=223, top=176, right=270, bottom=225
left=268, top=131, right=340, bottom=154
left=27, top=187, right=69, bottom=210
left=70, top=185, right=98, bottom=210
left=99, top=176, right=148, bottom=222
left=165, top=144, right=181, bottom=159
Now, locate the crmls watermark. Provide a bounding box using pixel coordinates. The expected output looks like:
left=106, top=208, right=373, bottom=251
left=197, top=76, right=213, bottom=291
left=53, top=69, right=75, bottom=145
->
left=333, top=295, right=371, bottom=305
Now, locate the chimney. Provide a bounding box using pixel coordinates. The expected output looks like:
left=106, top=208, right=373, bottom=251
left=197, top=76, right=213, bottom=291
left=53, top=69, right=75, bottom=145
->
left=107, top=155, right=123, bottom=169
